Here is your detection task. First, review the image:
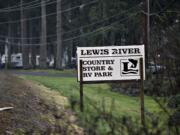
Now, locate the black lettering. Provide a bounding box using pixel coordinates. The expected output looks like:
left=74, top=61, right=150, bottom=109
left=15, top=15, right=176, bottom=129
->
left=110, top=60, right=115, bottom=64
left=94, top=72, right=112, bottom=77
left=122, top=49, right=128, bottom=54
left=82, top=67, right=87, bottom=71
left=104, top=49, right=109, bottom=55
left=82, top=61, right=87, bottom=65
left=134, top=48, right=140, bottom=54
left=81, top=50, right=86, bottom=55
left=82, top=66, right=106, bottom=71
left=83, top=73, right=92, bottom=77
left=87, top=50, right=92, bottom=55
left=112, top=49, right=117, bottom=54
left=92, top=49, right=100, bottom=55
left=129, top=48, right=134, bottom=54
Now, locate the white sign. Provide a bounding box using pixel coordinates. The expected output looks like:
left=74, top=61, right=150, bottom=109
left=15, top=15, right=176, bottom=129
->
left=77, top=45, right=145, bottom=82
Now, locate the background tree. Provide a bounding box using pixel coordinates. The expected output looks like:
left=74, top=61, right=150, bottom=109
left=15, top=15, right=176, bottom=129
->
left=21, top=0, right=29, bottom=69
left=56, top=0, right=63, bottom=69
left=40, top=0, right=47, bottom=68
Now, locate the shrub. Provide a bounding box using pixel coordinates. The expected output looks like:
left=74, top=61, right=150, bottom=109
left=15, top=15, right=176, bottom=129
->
left=167, top=94, right=180, bottom=108
left=169, top=107, right=180, bottom=126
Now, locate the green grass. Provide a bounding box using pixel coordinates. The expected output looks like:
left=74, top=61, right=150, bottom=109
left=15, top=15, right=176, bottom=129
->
left=17, top=69, right=77, bottom=75
left=22, top=75, right=161, bottom=118
left=20, top=70, right=177, bottom=135
left=21, top=74, right=175, bottom=134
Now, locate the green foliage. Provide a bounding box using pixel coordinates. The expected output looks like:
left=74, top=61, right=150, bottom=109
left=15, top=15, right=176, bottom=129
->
left=21, top=75, right=180, bottom=134
left=169, top=107, right=180, bottom=126
left=167, top=94, right=180, bottom=108
left=168, top=94, right=180, bottom=129
left=24, top=75, right=162, bottom=117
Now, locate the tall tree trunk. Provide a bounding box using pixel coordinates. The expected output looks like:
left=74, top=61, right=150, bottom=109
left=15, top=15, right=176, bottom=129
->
left=79, top=0, right=86, bottom=47
left=29, top=22, right=36, bottom=68
left=56, top=0, right=63, bottom=70
left=7, top=7, right=11, bottom=68
left=40, top=0, right=47, bottom=68
left=100, top=0, right=105, bottom=46
left=7, top=24, right=11, bottom=68
left=21, top=0, right=29, bottom=69
left=67, top=1, right=73, bottom=66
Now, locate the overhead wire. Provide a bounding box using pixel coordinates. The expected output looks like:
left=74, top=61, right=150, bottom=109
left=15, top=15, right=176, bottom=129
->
left=0, top=0, right=57, bottom=12
left=141, top=0, right=180, bottom=16
left=0, top=0, right=39, bottom=11
left=0, top=12, right=140, bottom=46
left=0, top=2, right=141, bottom=39
left=141, top=10, right=180, bottom=16
left=150, top=10, right=180, bottom=16
left=14, top=0, right=58, bottom=11
left=0, top=0, right=97, bottom=13
left=0, top=0, right=98, bottom=25
left=149, top=13, right=180, bottom=58
left=62, top=12, right=140, bottom=43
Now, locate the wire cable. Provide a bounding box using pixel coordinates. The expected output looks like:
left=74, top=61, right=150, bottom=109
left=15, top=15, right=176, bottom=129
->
left=0, top=0, right=96, bottom=13
left=62, top=12, right=139, bottom=43
left=0, top=0, right=98, bottom=25
left=0, top=0, right=39, bottom=11
left=0, top=3, right=140, bottom=40
left=0, top=0, right=57, bottom=12
left=0, top=12, right=139, bottom=46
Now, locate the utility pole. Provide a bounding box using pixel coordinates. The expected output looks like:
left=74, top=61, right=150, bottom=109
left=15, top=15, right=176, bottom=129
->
left=56, top=0, right=63, bottom=70
left=144, top=0, right=150, bottom=68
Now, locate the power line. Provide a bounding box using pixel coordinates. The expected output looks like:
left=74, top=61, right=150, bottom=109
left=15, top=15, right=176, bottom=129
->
left=0, top=0, right=98, bottom=25
left=0, top=0, right=39, bottom=11
left=141, top=10, right=180, bottom=16
left=141, top=0, right=180, bottom=16
left=62, top=12, right=139, bottom=43
left=10, top=0, right=57, bottom=11
left=0, top=12, right=139, bottom=46
left=0, top=0, right=97, bottom=13
left=150, top=10, right=180, bottom=16
left=0, top=3, right=140, bottom=39
left=0, top=0, right=57, bottom=12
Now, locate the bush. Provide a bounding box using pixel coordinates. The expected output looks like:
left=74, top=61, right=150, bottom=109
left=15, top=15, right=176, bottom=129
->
left=169, top=107, right=180, bottom=126
left=167, top=94, right=180, bottom=108
left=77, top=97, right=179, bottom=135
left=110, top=82, right=139, bottom=96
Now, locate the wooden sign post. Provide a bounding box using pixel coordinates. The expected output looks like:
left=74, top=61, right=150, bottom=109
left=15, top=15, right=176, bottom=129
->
left=140, top=57, right=145, bottom=126
left=79, top=60, right=84, bottom=112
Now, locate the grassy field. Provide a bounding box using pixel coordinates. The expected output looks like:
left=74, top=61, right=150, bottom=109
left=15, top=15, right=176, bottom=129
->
left=22, top=75, right=161, bottom=117
left=21, top=71, right=173, bottom=134
left=17, top=69, right=77, bottom=74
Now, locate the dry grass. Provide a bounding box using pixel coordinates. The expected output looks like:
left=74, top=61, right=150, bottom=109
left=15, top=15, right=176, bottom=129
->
left=0, top=71, right=84, bottom=134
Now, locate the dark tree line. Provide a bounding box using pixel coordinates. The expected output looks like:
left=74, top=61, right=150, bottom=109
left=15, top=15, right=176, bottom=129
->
left=0, top=0, right=179, bottom=71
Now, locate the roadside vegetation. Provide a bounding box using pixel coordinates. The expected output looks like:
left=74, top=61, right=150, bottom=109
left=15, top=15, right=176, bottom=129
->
left=21, top=70, right=179, bottom=135
left=14, top=69, right=77, bottom=75
left=0, top=72, right=84, bottom=135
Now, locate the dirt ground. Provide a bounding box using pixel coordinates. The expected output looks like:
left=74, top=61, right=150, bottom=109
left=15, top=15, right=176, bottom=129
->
left=0, top=71, right=84, bottom=135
